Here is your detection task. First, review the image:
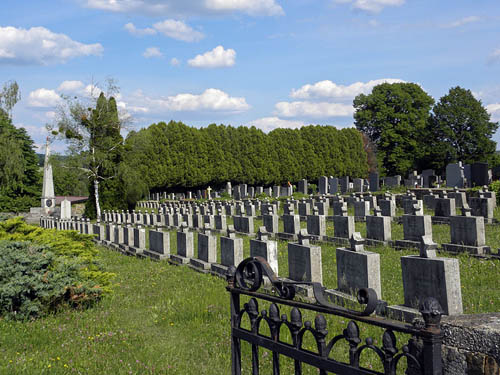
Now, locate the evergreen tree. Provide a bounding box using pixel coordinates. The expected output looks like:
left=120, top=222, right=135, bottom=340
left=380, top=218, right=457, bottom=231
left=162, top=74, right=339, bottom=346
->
left=0, top=109, right=41, bottom=211
left=56, top=92, right=125, bottom=219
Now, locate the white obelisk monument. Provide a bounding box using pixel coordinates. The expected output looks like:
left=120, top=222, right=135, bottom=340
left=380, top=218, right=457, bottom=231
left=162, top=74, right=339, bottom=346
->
left=41, top=137, right=55, bottom=215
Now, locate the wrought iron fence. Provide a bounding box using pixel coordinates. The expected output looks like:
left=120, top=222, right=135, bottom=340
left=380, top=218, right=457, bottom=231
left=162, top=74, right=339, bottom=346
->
left=226, top=256, right=443, bottom=375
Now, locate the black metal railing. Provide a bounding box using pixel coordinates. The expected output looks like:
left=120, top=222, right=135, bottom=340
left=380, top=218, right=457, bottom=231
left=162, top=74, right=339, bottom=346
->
left=226, top=256, right=443, bottom=375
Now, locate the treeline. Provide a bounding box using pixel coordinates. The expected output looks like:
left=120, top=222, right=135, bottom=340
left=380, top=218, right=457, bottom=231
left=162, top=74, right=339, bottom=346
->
left=0, top=109, right=40, bottom=211
left=121, top=122, right=368, bottom=197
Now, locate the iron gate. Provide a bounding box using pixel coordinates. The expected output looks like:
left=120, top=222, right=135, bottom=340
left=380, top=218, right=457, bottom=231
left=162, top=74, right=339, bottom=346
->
left=226, top=257, right=443, bottom=375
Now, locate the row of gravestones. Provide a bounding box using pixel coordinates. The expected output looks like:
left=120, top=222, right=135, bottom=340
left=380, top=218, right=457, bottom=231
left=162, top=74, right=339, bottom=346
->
left=40, top=216, right=464, bottom=323
left=146, top=161, right=492, bottom=203
left=100, top=196, right=499, bottom=257
left=131, top=188, right=495, bottom=231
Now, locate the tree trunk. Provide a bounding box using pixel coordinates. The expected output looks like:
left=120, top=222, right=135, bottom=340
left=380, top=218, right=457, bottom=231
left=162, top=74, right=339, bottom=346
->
left=94, top=178, right=101, bottom=222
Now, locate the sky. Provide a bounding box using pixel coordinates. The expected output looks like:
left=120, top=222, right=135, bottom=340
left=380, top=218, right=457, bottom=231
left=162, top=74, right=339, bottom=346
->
left=2, top=0, right=500, bottom=153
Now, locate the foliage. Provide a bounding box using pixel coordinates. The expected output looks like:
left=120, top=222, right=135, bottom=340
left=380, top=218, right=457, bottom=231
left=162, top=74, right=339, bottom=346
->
left=56, top=91, right=125, bottom=219
left=122, top=122, right=368, bottom=206
left=0, top=217, right=114, bottom=320
left=353, top=82, right=434, bottom=176
left=0, top=80, right=21, bottom=117
left=50, top=150, right=89, bottom=197
left=424, top=87, right=499, bottom=173
left=0, top=109, right=41, bottom=212
left=488, top=180, right=500, bottom=205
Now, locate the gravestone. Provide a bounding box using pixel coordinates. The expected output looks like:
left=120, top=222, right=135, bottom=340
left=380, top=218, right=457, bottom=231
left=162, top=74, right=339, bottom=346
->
left=365, top=207, right=391, bottom=245
left=262, top=206, right=279, bottom=233
left=191, top=225, right=217, bottom=270
left=298, top=200, right=311, bottom=217
left=214, top=211, right=227, bottom=231
left=332, top=201, right=347, bottom=216
left=369, top=172, right=379, bottom=192
left=469, top=196, right=494, bottom=220
left=306, top=208, right=326, bottom=238
left=233, top=215, right=254, bottom=234
left=326, top=233, right=381, bottom=306
left=434, top=193, right=456, bottom=217
left=171, top=222, right=194, bottom=264
left=298, top=179, right=308, bottom=194
left=353, top=178, right=364, bottom=193
left=449, top=188, right=466, bottom=208
left=442, top=205, right=490, bottom=255
left=395, top=204, right=433, bottom=249
left=421, top=169, right=435, bottom=188
left=388, top=236, right=463, bottom=322
left=212, top=225, right=244, bottom=275
left=318, top=176, right=328, bottom=195
left=385, top=175, right=401, bottom=188
left=446, top=162, right=465, bottom=188
left=250, top=227, right=278, bottom=275
left=339, top=177, right=349, bottom=194
left=354, top=200, right=370, bottom=220
left=379, top=199, right=396, bottom=217
left=332, top=206, right=355, bottom=240
left=470, top=162, right=489, bottom=187
left=144, top=230, right=170, bottom=260
left=60, top=199, right=71, bottom=220
left=328, top=177, right=338, bottom=195
left=280, top=205, right=301, bottom=240
left=288, top=229, right=322, bottom=284
left=315, top=199, right=329, bottom=215
left=423, top=191, right=436, bottom=210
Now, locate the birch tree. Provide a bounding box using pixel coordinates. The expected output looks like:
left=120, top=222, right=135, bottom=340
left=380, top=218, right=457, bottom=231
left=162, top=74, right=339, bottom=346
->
left=55, top=87, right=124, bottom=220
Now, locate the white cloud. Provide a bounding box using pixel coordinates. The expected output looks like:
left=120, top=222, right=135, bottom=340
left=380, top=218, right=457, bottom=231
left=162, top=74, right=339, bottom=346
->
left=27, top=88, right=62, bottom=107
left=204, top=0, right=283, bottom=15
left=442, top=16, right=480, bottom=29
left=334, top=0, right=404, bottom=13
left=124, top=22, right=157, bottom=36
left=486, top=103, right=500, bottom=122
left=247, top=116, right=305, bottom=132
left=290, top=78, right=406, bottom=99
left=0, top=26, right=103, bottom=65
left=45, top=111, right=57, bottom=119
left=143, top=47, right=163, bottom=58
left=153, top=19, right=204, bottom=42
left=57, top=80, right=85, bottom=92
left=130, top=88, right=249, bottom=113
left=188, top=45, right=236, bottom=68
left=489, top=49, right=500, bottom=64
left=275, top=101, right=354, bottom=118
left=170, top=57, right=181, bottom=66
left=84, top=0, right=283, bottom=16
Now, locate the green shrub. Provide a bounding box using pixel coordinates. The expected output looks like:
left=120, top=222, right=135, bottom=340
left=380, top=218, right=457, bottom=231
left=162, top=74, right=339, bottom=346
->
left=489, top=180, right=500, bottom=205
left=0, top=218, right=114, bottom=320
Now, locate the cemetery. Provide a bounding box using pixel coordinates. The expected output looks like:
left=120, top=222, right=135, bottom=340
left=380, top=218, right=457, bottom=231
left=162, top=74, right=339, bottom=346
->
left=31, top=168, right=500, bottom=374
left=1, top=19, right=500, bottom=371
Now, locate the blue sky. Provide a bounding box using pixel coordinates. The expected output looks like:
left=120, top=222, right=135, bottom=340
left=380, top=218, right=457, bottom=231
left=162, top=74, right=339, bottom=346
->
left=2, top=0, right=500, bottom=152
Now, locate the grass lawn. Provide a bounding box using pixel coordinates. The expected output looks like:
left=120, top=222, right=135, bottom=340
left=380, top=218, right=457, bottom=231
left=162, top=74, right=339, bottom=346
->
left=1, top=231, right=499, bottom=374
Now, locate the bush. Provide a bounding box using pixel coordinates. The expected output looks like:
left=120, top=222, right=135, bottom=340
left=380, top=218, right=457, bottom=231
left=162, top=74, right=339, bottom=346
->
left=0, top=218, right=114, bottom=320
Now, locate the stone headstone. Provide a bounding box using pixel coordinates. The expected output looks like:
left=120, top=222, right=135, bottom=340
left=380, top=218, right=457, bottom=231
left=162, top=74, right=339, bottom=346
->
left=60, top=198, right=71, bottom=220
left=470, top=162, right=489, bottom=187
left=250, top=227, right=278, bottom=274
left=446, top=162, right=465, bottom=188
left=328, top=177, right=338, bottom=195
left=298, top=179, right=308, bottom=194
left=335, top=233, right=381, bottom=298
left=318, top=176, right=328, bottom=195
left=144, top=230, right=169, bottom=259
left=288, top=230, right=322, bottom=284
left=369, top=172, right=379, bottom=192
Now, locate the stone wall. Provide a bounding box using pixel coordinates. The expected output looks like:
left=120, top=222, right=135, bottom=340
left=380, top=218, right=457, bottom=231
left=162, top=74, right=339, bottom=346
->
left=441, top=314, right=500, bottom=375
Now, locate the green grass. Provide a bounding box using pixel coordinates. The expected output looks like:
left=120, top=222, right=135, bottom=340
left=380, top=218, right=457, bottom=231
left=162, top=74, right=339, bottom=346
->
left=3, top=205, right=500, bottom=374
